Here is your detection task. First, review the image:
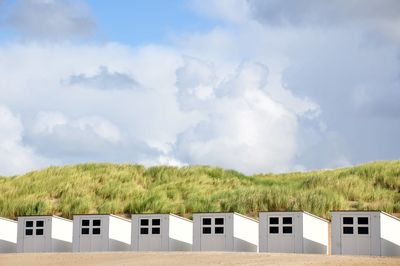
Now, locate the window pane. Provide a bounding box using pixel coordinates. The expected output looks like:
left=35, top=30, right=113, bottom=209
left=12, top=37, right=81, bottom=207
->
left=36, top=220, right=44, bottom=227
left=283, top=226, right=293, bottom=234
left=343, top=217, right=353, bottom=224
left=358, top=217, right=368, bottom=225
left=36, top=229, right=44, bottom=235
left=215, top=218, right=224, bottom=225
left=215, top=227, right=224, bottom=234
left=140, top=219, right=149, bottom=226
left=202, top=227, right=211, bottom=234
left=343, top=227, right=353, bottom=234
left=152, top=219, right=161, bottom=226
left=82, top=219, right=90, bottom=226
left=358, top=227, right=369, bottom=235
left=81, top=228, right=89, bottom=235
left=140, top=228, right=148, bottom=235
left=152, top=227, right=160, bottom=234
left=269, top=226, right=279, bottom=234
left=92, top=228, right=101, bottom=235
left=269, top=217, right=279, bottom=224
left=25, top=229, right=33, bottom=236
left=202, top=218, right=211, bottom=225
left=282, top=217, right=292, bottom=224
left=93, top=219, right=101, bottom=226
left=26, top=221, right=33, bottom=228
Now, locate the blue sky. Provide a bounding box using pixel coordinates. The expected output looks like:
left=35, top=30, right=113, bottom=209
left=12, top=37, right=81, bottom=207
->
left=86, top=0, right=219, bottom=45
left=0, top=0, right=399, bottom=176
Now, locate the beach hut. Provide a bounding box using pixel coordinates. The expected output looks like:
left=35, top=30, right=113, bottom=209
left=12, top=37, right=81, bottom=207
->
left=259, top=211, right=329, bottom=254
left=72, top=214, right=131, bottom=252
left=17, top=215, right=73, bottom=253
left=193, top=212, right=258, bottom=252
left=332, top=211, right=400, bottom=256
left=0, top=217, right=17, bottom=253
left=131, top=213, right=193, bottom=251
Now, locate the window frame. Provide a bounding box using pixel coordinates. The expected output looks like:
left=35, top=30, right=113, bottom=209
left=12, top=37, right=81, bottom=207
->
left=24, top=219, right=45, bottom=237
left=341, top=215, right=370, bottom=236
left=267, top=216, right=294, bottom=235
left=139, top=218, right=162, bottom=235
left=201, top=217, right=225, bottom=235
left=80, top=218, right=102, bottom=236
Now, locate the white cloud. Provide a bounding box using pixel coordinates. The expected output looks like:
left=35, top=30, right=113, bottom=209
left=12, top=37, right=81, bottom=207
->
left=0, top=105, right=52, bottom=176
left=174, top=60, right=318, bottom=173
left=5, top=0, right=95, bottom=39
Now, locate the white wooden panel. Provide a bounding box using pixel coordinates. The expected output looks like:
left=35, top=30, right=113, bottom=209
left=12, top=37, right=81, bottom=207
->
left=380, top=212, right=400, bottom=256
left=233, top=213, right=258, bottom=252
left=50, top=216, right=73, bottom=252
left=169, top=214, right=193, bottom=248
left=0, top=217, right=17, bottom=253
left=302, top=212, right=328, bottom=254
left=109, top=216, right=132, bottom=248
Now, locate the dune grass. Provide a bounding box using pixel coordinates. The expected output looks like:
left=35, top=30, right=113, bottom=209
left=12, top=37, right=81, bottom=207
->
left=0, top=160, right=399, bottom=220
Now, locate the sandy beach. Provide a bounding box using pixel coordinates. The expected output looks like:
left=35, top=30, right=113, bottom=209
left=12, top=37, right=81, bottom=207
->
left=0, top=252, right=399, bottom=266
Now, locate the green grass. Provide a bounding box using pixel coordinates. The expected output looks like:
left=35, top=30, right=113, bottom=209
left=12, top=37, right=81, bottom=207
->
left=0, top=160, right=399, bottom=220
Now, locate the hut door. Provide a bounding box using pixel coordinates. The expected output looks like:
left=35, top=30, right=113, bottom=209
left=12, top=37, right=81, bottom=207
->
left=138, top=218, right=163, bottom=251
left=23, top=219, right=47, bottom=252
left=200, top=217, right=226, bottom=251
left=267, top=216, right=295, bottom=253
left=79, top=218, right=105, bottom=251
left=341, top=215, right=371, bottom=255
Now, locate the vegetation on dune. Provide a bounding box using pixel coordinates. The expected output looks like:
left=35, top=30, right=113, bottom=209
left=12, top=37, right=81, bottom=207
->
left=0, top=161, right=399, bottom=220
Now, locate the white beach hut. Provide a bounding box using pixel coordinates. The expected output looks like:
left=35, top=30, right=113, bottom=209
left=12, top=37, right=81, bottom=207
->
left=331, top=211, right=400, bottom=256
left=72, top=214, right=131, bottom=252
left=17, top=215, right=73, bottom=253
left=193, top=212, right=258, bottom=252
left=259, top=211, right=329, bottom=254
left=131, top=213, right=193, bottom=251
left=0, top=217, right=17, bottom=253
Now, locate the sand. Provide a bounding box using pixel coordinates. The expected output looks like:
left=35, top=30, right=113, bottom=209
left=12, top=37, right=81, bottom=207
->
left=0, top=252, right=399, bottom=266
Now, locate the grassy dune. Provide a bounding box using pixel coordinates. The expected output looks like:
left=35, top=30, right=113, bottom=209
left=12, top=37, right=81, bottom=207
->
left=0, top=161, right=399, bottom=220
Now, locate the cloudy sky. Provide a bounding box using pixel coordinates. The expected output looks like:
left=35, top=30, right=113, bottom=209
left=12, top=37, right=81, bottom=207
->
left=0, top=0, right=399, bottom=176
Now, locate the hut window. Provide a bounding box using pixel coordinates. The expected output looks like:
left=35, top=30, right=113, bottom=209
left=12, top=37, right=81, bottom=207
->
left=358, top=227, right=368, bottom=235
left=343, top=227, right=353, bottom=234
left=282, top=217, right=292, bottom=224
left=215, top=227, right=224, bottom=234
left=36, top=221, right=44, bottom=227
left=140, top=218, right=161, bottom=235
left=26, top=221, right=33, bottom=227
left=25, top=220, right=44, bottom=236
left=201, top=217, right=212, bottom=234
left=343, top=217, right=353, bottom=224
left=81, top=218, right=101, bottom=235
left=358, top=217, right=368, bottom=225
left=202, top=227, right=211, bottom=234
left=269, top=226, right=279, bottom=234
left=269, top=217, right=279, bottom=224
left=215, top=218, right=224, bottom=225
left=283, top=226, right=292, bottom=234
left=202, top=218, right=211, bottom=225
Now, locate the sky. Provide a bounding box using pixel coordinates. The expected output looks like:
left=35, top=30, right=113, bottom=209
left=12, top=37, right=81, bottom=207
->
left=0, top=0, right=399, bottom=176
